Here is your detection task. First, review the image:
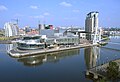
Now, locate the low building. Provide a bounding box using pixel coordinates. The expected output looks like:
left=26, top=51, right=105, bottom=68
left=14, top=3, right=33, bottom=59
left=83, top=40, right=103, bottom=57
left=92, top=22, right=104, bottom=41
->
left=46, top=36, right=79, bottom=46
left=17, top=34, right=79, bottom=50
left=40, top=29, right=59, bottom=37
left=19, top=28, right=25, bottom=36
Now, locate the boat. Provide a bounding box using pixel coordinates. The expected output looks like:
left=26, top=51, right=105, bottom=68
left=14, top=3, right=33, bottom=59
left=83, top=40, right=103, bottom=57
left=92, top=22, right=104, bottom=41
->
left=97, top=41, right=108, bottom=46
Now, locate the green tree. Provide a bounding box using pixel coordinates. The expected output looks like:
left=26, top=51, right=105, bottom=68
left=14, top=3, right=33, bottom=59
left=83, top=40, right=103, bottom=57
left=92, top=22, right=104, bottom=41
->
left=106, top=61, right=119, bottom=80
left=99, top=78, right=107, bottom=82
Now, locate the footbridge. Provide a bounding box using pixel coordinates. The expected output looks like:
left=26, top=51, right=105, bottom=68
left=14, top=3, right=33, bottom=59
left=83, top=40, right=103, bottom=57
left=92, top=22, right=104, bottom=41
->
left=86, top=41, right=120, bottom=79
left=101, top=42, right=120, bottom=51
left=86, top=58, right=120, bottom=79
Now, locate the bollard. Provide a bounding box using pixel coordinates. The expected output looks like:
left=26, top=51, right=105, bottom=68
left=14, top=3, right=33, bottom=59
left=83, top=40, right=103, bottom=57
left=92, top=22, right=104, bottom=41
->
left=94, top=73, right=98, bottom=79
left=86, top=70, right=89, bottom=75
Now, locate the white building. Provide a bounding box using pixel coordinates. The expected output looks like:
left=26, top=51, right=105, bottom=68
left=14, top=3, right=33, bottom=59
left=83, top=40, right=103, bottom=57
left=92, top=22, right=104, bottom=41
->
left=85, top=11, right=98, bottom=33
left=4, top=22, right=19, bottom=37
left=85, top=11, right=101, bottom=44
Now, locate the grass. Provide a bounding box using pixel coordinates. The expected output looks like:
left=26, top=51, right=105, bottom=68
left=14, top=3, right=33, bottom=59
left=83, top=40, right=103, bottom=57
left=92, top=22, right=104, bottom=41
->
left=0, top=36, right=15, bottom=40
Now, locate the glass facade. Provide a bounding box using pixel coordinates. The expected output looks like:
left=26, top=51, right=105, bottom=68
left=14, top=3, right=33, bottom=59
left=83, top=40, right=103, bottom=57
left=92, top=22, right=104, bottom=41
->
left=18, top=43, right=45, bottom=50
left=17, top=35, right=79, bottom=50
left=46, top=36, right=79, bottom=45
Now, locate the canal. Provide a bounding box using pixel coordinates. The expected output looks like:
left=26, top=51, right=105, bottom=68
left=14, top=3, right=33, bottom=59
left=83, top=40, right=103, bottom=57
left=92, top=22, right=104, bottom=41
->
left=0, top=36, right=120, bottom=82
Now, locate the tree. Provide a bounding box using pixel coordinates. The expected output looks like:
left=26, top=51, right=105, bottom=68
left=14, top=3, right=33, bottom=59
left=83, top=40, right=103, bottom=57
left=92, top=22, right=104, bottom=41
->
left=99, top=78, right=107, bottom=82
left=106, top=61, right=119, bottom=80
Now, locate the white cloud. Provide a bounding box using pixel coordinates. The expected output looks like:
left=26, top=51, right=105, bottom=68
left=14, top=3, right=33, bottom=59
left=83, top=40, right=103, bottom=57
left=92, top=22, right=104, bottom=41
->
left=43, top=12, right=50, bottom=16
left=30, top=15, right=44, bottom=19
left=0, top=5, right=8, bottom=11
left=59, top=2, right=72, bottom=7
left=72, top=9, right=80, bottom=13
left=30, top=5, right=38, bottom=9
left=30, top=12, right=50, bottom=19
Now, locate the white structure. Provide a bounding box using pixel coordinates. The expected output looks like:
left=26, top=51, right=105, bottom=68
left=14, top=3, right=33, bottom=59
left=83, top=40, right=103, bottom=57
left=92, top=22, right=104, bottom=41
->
left=85, top=11, right=101, bottom=44
left=85, top=11, right=98, bottom=33
left=4, top=22, right=19, bottom=37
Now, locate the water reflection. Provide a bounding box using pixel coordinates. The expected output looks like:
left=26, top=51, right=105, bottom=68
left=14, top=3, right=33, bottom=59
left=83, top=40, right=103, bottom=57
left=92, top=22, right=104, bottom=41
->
left=84, top=46, right=100, bottom=69
left=6, top=44, right=17, bottom=52
left=17, top=49, right=80, bottom=67
left=6, top=44, right=80, bottom=67
left=84, top=46, right=101, bottom=81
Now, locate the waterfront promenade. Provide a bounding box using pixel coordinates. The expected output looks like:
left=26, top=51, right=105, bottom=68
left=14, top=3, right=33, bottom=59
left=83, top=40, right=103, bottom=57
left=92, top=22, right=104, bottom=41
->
left=8, top=43, right=96, bottom=58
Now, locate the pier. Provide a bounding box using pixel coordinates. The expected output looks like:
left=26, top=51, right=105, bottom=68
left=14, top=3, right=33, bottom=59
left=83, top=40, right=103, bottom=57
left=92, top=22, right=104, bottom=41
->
left=8, top=44, right=97, bottom=58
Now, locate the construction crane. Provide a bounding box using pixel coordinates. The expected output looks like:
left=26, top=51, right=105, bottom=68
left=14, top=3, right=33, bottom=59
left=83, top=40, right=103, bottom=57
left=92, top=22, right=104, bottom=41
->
left=11, top=19, right=19, bottom=25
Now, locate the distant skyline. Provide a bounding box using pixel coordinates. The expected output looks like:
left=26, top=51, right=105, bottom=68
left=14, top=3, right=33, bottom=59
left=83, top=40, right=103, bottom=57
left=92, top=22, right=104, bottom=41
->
left=0, top=0, right=120, bottom=28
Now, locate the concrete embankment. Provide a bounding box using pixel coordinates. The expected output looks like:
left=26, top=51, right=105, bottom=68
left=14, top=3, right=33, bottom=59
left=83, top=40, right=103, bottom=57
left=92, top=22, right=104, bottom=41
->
left=8, top=44, right=97, bottom=58
left=0, top=40, right=11, bottom=44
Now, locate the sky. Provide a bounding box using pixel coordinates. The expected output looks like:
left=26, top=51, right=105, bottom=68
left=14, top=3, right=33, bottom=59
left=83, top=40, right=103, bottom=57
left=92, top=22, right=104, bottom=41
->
left=0, top=0, right=120, bottom=28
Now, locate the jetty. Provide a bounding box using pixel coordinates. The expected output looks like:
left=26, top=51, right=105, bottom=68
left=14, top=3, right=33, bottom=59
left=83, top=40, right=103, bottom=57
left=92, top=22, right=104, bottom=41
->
left=8, top=44, right=97, bottom=58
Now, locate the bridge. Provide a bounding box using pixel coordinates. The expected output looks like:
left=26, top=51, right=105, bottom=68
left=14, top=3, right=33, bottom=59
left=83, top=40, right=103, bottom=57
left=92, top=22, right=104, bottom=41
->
left=86, top=58, right=120, bottom=79
left=101, top=42, right=120, bottom=51
left=101, top=46, right=120, bottom=51
left=86, top=41, right=120, bottom=79
left=108, top=42, right=120, bottom=45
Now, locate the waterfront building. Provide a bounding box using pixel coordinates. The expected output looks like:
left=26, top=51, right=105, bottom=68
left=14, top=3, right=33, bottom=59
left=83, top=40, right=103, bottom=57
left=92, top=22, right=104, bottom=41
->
left=40, top=29, right=55, bottom=37
left=17, top=35, right=45, bottom=50
left=85, top=11, right=101, bottom=44
left=40, top=28, right=59, bottom=37
left=39, top=23, right=55, bottom=35
left=38, top=24, right=45, bottom=30
left=44, top=24, right=53, bottom=29
left=26, top=29, right=39, bottom=35
left=17, top=23, right=79, bottom=50
left=19, top=28, right=25, bottom=36
left=17, top=34, right=79, bottom=50
left=67, top=28, right=86, bottom=39
left=24, top=26, right=31, bottom=34
left=4, top=22, right=19, bottom=37
left=46, top=36, right=79, bottom=46
left=85, top=11, right=98, bottom=33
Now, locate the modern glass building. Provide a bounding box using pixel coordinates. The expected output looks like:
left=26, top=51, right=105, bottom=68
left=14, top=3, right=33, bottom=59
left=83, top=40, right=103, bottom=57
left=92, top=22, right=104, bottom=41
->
left=17, top=35, right=45, bottom=50
left=17, top=35, right=79, bottom=50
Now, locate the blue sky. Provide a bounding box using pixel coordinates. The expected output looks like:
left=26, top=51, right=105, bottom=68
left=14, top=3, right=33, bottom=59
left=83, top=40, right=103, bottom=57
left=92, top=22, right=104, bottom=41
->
left=0, top=0, right=120, bottom=28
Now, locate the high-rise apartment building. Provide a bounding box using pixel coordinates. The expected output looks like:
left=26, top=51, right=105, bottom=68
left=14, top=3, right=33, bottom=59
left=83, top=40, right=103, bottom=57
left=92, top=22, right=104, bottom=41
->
left=4, top=22, right=19, bottom=37
left=85, top=11, right=99, bottom=33
left=85, top=11, right=99, bottom=44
